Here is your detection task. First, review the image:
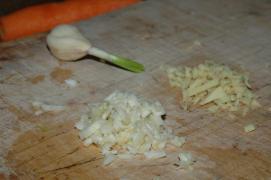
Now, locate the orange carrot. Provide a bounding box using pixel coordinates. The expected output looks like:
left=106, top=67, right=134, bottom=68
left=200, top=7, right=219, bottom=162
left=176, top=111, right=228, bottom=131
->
left=0, top=0, right=140, bottom=41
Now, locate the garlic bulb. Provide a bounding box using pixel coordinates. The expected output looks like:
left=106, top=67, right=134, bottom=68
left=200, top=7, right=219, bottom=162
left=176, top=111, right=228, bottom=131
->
left=47, top=25, right=91, bottom=61
left=46, top=25, right=144, bottom=72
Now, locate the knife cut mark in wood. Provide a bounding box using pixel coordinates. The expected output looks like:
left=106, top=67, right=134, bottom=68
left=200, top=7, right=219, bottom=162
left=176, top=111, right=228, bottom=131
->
left=40, top=157, right=103, bottom=174
left=10, top=122, right=75, bottom=154
left=6, top=121, right=111, bottom=179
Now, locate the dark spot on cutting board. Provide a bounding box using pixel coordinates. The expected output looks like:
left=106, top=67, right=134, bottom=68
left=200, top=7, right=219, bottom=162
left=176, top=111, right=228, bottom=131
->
left=9, top=174, right=19, bottom=180
left=124, top=16, right=156, bottom=39
left=7, top=104, right=57, bottom=123
left=6, top=121, right=113, bottom=179
left=8, top=105, right=36, bottom=122
left=29, top=75, right=45, bottom=84
left=0, top=46, right=17, bottom=61
left=0, top=173, right=18, bottom=180
left=0, top=173, right=5, bottom=179
left=247, top=10, right=263, bottom=17
left=181, top=54, right=208, bottom=67
left=0, top=43, right=35, bottom=61
left=125, top=17, right=155, bottom=31
left=196, top=147, right=271, bottom=179
left=89, top=86, right=97, bottom=95
left=50, top=67, right=73, bottom=83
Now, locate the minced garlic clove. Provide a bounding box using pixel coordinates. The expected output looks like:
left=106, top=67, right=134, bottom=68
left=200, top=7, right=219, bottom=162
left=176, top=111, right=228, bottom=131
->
left=166, top=62, right=260, bottom=115
left=75, top=91, right=185, bottom=165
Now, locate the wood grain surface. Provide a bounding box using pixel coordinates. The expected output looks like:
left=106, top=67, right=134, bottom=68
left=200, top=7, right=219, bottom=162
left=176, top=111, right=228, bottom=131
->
left=1, top=0, right=271, bottom=179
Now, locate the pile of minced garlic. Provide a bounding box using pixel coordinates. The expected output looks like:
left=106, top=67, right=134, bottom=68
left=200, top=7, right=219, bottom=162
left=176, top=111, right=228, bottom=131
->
left=166, top=62, right=260, bottom=115
left=75, top=91, right=185, bottom=165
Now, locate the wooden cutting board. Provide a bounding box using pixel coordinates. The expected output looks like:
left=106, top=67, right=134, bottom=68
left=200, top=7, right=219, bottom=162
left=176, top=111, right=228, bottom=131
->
left=1, top=0, right=271, bottom=179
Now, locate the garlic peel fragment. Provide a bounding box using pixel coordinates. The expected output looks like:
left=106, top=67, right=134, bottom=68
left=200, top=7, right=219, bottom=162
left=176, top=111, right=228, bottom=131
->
left=32, top=101, right=65, bottom=115
left=244, top=124, right=256, bottom=133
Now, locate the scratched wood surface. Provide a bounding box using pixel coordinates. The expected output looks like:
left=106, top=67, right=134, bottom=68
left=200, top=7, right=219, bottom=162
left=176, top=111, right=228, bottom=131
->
left=1, top=0, right=271, bottom=179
